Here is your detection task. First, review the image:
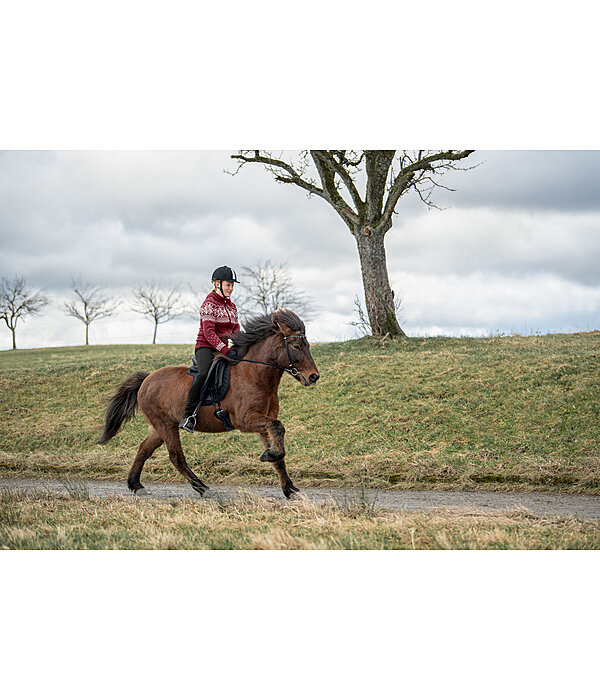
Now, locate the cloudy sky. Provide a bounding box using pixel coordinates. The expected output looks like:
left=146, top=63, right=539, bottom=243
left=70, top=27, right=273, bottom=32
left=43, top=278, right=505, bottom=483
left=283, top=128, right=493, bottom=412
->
left=1, top=150, right=599, bottom=350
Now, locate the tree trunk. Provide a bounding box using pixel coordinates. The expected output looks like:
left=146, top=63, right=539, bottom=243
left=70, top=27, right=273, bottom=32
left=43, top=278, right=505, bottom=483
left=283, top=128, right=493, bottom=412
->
left=12, top=326, right=16, bottom=350
left=354, top=228, right=406, bottom=337
left=85, top=324, right=89, bottom=345
left=152, top=322, right=158, bottom=344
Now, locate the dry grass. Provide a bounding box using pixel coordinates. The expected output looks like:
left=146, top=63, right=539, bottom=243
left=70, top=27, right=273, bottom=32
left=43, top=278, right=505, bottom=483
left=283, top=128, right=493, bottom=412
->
left=1, top=489, right=598, bottom=550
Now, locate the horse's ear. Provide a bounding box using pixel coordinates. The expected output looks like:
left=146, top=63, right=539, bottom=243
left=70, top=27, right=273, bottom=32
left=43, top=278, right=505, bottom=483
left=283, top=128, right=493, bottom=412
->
left=276, top=322, right=293, bottom=336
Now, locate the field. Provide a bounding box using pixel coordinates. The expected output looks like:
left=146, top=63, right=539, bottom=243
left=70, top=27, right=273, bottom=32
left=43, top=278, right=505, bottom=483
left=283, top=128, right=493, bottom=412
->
left=1, top=331, right=599, bottom=494
left=2, top=488, right=599, bottom=549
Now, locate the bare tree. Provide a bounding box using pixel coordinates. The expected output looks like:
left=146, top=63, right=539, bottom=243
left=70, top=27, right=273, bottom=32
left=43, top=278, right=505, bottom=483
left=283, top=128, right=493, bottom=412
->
left=63, top=278, right=119, bottom=345
left=0, top=276, right=49, bottom=350
left=236, top=260, right=316, bottom=320
left=187, top=284, right=210, bottom=319
left=230, top=150, right=475, bottom=337
left=130, top=282, right=184, bottom=344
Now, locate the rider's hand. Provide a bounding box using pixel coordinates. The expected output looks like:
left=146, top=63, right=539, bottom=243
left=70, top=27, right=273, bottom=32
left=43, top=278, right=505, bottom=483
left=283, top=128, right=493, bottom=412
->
left=227, top=349, right=239, bottom=361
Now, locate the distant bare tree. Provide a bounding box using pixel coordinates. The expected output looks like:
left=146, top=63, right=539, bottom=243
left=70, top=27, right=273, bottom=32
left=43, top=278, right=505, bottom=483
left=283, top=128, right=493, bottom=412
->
left=0, top=276, right=49, bottom=350
left=187, top=284, right=211, bottom=318
left=236, top=260, right=316, bottom=320
left=130, top=282, right=184, bottom=343
left=63, top=278, right=119, bottom=345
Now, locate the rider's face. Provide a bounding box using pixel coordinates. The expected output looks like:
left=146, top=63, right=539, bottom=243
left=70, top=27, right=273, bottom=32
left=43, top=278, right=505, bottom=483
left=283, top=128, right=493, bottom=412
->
left=215, top=280, right=235, bottom=297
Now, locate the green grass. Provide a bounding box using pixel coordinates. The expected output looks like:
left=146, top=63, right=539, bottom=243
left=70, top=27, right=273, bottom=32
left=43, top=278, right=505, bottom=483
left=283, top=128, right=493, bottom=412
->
left=1, top=490, right=598, bottom=550
left=1, top=332, right=599, bottom=493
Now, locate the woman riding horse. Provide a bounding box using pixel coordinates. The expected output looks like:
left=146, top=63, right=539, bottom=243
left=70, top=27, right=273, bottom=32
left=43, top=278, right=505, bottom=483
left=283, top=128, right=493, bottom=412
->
left=97, top=308, right=320, bottom=498
left=179, top=265, right=241, bottom=433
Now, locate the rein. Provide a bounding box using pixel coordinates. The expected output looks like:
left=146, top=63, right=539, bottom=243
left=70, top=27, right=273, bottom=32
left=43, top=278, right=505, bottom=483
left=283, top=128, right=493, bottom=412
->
left=232, top=334, right=306, bottom=377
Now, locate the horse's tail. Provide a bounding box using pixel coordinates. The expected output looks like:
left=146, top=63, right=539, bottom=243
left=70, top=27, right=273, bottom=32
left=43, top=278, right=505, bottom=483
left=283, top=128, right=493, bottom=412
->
left=97, top=371, right=150, bottom=445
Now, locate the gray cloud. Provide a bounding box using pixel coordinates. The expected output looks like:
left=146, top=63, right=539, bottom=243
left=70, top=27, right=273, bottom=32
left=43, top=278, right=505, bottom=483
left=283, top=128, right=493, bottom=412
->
left=435, top=150, right=600, bottom=212
left=0, top=151, right=352, bottom=291
left=388, top=207, right=600, bottom=286
left=399, top=272, right=600, bottom=336
left=1, top=150, right=599, bottom=349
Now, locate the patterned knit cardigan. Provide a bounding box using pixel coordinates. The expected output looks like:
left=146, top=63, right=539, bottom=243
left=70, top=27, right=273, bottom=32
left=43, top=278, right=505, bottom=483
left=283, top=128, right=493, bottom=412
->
left=195, top=290, right=240, bottom=354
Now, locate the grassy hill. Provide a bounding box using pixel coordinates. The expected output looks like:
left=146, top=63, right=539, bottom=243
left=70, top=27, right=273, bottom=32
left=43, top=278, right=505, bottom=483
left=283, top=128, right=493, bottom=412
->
left=1, top=332, right=599, bottom=493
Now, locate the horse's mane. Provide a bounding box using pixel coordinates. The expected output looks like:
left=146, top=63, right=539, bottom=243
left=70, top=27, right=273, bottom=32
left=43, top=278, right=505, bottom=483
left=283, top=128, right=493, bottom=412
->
left=230, top=308, right=306, bottom=359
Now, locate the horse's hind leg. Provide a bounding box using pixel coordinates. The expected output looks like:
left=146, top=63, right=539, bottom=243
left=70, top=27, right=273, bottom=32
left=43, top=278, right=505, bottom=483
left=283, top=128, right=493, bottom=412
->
left=128, top=429, right=164, bottom=493
left=163, top=427, right=209, bottom=495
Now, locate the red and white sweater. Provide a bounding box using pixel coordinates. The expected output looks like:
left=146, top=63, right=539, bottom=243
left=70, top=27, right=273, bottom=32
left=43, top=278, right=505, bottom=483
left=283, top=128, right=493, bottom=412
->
left=195, top=290, right=240, bottom=354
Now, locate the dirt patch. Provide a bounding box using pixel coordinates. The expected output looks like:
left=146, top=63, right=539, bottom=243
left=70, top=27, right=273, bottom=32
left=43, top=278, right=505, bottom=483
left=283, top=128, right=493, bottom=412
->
left=1, top=477, right=599, bottom=520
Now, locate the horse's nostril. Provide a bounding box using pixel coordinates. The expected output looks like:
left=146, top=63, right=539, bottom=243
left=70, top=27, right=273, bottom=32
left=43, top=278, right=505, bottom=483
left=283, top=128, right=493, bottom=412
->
left=309, top=374, right=319, bottom=383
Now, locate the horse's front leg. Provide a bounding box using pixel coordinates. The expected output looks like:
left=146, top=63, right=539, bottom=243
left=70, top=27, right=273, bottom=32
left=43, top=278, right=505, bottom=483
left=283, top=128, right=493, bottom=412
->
left=258, top=419, right=300, bottom=499
left=274, top=456, right=301, bottom=499
left=259, top=419, right=285, bottom=462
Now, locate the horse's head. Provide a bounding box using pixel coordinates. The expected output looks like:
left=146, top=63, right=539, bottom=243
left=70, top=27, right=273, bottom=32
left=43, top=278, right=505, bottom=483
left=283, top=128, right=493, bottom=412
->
left=230, top=308, right=320, bottom=387
left=273, top=317, right=320, bottom=387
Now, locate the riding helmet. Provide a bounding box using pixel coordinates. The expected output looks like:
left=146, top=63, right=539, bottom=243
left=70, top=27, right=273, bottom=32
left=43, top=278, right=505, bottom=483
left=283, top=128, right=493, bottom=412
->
left=211, top=266, right=239, bottom=283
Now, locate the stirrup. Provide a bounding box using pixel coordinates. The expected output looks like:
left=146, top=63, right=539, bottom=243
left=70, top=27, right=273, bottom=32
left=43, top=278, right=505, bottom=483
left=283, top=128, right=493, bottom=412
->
left=178, top=415, right=196, bottom=433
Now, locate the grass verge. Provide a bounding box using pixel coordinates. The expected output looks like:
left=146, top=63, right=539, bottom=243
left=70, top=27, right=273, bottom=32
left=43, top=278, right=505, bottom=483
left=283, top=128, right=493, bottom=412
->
left=1, top=490, right=599, bottom=550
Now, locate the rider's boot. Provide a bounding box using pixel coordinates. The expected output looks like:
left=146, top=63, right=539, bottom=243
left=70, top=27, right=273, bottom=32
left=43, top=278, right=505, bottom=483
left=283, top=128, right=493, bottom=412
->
left=179, top=371, right=205, bottom=433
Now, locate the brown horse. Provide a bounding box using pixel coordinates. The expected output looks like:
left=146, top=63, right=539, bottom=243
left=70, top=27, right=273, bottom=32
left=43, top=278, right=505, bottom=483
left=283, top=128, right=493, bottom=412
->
left=97, top=309, right=320, bottom=498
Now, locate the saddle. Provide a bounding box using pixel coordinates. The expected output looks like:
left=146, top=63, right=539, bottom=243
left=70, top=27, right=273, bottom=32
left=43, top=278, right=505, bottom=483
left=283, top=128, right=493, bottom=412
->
left=186, top=356, right=234, bottom=430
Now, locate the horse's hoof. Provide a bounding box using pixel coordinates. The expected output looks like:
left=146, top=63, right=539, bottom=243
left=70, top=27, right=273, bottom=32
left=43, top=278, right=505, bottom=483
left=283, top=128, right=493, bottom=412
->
left=134, top=487, right=148, bottom=496
left=191, top=480, right=209, bottom=496
left=284, top=486, right=301, bottom=500
left=260, top=449, right=284, bottom=463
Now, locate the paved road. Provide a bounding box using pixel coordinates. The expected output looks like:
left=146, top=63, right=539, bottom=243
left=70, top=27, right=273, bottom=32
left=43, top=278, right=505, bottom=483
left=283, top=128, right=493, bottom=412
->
left=2, top=477, right=600, bottom=520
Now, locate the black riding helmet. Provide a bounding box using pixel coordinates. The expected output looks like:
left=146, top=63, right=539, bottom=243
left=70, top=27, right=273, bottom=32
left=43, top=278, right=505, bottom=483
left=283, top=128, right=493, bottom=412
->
left=212, top=266, right=239, bottom=283
left=212, top=266, right=239, bottom=299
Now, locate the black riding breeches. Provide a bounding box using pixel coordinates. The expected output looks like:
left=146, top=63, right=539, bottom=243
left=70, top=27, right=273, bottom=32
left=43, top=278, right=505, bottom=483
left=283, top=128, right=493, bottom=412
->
left=183, top=347, right=217, bottom=417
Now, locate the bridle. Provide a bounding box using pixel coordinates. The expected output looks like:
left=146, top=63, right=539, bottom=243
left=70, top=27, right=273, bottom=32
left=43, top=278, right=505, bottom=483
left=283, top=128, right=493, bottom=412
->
left=233, top=334, right=307, bottom=377
left=281, top=334, right=306, bottom=376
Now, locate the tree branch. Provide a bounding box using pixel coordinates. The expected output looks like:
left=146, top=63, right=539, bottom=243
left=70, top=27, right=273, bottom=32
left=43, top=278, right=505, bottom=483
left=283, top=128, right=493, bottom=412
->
left=230, top=151, right=326, bottom=200
left=309, top=151, right=360, bottom=228
left=231, top=150, right=361, bottom=230
left=316, top=150, right=365, bottom=217
left=381, top=150, right=474, bottom=222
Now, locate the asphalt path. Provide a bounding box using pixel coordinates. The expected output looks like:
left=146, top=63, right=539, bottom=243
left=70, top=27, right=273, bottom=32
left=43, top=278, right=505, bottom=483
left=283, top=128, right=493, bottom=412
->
left=2, top=477, right=600, bottom=520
